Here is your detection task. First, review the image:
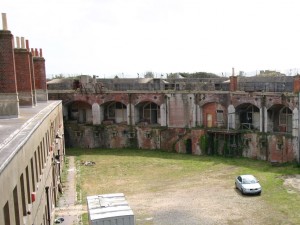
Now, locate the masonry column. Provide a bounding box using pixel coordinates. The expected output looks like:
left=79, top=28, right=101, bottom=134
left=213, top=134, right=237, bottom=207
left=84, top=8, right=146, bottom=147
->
left=14, top=37, right=34, bottom=106
left=227, top=104, right=235, bottom=129
left=0, top=13, right=19, bottom=117
left=33, top=48, right=48, bottom=101
left=92, top=103, right=101, bottom=125
left=160, top=103, right=167, bottom=126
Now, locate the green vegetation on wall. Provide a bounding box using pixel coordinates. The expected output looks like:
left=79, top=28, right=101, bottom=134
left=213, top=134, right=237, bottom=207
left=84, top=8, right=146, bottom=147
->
left=199, top=134, right=208, bottom=154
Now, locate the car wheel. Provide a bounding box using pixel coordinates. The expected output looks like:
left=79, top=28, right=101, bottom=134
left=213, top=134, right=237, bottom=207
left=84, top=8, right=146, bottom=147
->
left=258, top=191, right=261, bottom=196
left=241, top=188, right=244, bottom=195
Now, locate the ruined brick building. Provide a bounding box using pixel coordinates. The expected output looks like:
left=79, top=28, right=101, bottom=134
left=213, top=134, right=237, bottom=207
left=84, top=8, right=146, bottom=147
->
left=48, top=70, right=300, bottom=164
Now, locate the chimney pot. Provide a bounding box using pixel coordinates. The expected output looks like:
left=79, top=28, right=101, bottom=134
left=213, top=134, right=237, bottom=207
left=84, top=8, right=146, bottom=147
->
left=26, top=40, right=29, bottom=51
left=21, top=37, right=25, bottom=49
left=39, top=48, right=43, bottom=57
left=1, top=13, right=8, bottom=30
left=16, top=37, right=20, bottom=48
left=35, top=48, right=38, bottom=57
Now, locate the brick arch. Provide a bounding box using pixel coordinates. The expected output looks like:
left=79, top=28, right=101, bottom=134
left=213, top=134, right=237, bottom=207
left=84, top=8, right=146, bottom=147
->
left=135, top=101, right=160, bottom=125
left=202, top=102, right=227, bottom=128
left=235, top=103, right=260, bottom=130
left=100, top=101, right=127, bottom=124
left=67, top=100, right=92, bottom=124
left=267, top=104, right=293, bottom=133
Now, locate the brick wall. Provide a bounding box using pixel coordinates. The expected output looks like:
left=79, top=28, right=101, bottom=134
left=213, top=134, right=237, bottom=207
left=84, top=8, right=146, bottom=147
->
left=0, top=30, right=17, bottom=93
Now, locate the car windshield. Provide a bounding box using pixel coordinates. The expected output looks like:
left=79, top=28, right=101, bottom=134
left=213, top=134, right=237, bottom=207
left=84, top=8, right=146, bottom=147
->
left=242, top=177, right=257, bottom=184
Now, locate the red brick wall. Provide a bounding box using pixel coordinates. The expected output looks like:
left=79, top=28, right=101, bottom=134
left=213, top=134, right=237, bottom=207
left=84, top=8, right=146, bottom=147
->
left=293, top=75, right=300, bottom=93
left=0, top=31, right=17, bottom=93
left=202, top=102, right=217, bottom=128
left=14, top=49, right=32, bottom=92
left=33, top=57, right=46, bottom=90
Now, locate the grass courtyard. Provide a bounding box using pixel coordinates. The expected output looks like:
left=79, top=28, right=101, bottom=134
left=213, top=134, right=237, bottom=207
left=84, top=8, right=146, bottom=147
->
left=66, top=148, right=300, bottom=225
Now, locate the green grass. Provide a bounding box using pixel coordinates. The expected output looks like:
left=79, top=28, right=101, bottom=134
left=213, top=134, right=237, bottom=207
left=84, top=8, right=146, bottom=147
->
left=66, top=148, right=300, bottom=225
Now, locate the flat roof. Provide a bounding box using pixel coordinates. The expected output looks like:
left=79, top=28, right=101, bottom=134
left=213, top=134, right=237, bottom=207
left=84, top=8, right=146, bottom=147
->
left=87, top=193, right=135, bottom=222
left=0, top=101, right=62, bottom=174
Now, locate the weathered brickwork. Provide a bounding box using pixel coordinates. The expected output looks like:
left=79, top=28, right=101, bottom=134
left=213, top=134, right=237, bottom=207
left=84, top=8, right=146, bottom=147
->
left=48, top=75, right=300, bottom=163
left=0, top=31, right=17, bottom=93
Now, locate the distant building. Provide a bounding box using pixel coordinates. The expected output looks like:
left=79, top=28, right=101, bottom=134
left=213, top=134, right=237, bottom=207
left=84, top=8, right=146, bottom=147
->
left=0, top=13, right=65, bottom=225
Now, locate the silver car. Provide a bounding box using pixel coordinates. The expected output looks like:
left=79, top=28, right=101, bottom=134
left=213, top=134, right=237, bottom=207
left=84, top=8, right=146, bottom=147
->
left=235, top=174, right=262, bottom=195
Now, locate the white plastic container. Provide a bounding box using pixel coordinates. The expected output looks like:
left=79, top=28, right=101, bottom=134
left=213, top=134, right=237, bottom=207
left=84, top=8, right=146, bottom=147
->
left=87, top=193, right=135, bottom=225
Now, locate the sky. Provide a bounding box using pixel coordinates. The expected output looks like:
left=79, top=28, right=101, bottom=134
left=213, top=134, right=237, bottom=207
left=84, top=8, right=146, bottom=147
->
left=2, top=0, right=300, bottom=78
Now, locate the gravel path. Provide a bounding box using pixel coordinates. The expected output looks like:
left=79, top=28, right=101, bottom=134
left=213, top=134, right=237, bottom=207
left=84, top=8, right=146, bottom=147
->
left=56, top=156, right=86, bottom=224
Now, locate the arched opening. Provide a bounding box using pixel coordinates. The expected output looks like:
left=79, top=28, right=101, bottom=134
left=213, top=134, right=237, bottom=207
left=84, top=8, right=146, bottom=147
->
left=235, top=103, right=260, bottom=130
left=202, top=102, right=226, bottom=128
left=136, top=101, right=160, bottom=125
left=68, top=101, right=92, bottom=124
left=186, top=139, right=192, bottom=154
left=102, top=101, right=127, bottom=124
left=267, top=105, right=292, bottom=133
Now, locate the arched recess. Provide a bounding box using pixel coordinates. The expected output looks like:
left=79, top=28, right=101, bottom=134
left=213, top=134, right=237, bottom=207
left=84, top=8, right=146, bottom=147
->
left=101, top=101, right=127, bottom=124
left=135, top=101, right=160, bottom=125
left=235, top=103, right=260, bottom=130
left=202, top=102, right=226, bottom=128
left=68, top=101, right=92, bottom=124
left=267, top=104, right=292, bottom=133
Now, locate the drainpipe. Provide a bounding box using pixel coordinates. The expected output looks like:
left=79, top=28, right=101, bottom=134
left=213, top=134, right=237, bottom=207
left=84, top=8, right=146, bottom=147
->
left=299, top=93, right=300, bottom=164
left=262, top=95, right=268, bottom=161
left=128, top=93, right=132, bottom=127
left=45, top=186, right=51, bottom=225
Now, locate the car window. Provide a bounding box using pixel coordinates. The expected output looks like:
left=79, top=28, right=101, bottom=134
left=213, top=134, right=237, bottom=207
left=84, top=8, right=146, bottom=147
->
left=238, top=176, right=242, bottom=182
left=242, top=177, right=257, bottom=184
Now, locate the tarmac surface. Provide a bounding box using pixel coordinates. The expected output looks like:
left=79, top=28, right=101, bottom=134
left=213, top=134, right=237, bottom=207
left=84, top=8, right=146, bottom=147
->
left=55, top=156, right=86, bottom=225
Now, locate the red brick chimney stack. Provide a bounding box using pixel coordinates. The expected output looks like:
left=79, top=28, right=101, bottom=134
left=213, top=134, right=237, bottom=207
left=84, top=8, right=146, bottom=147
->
left=229, top=67, right=238, bottom=92
left=14, top=36, right=34, bottom=106
left=293, top=75, right=300, bottom=93
left=0, top=13, right=19, bottom=117
left=26, top=40, right=37, bottom=106
left=33, top=47, right=48, bottom=101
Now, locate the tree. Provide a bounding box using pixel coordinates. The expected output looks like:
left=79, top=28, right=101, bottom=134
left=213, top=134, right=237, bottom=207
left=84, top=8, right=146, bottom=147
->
left=144, top=71, right=154, bottom=78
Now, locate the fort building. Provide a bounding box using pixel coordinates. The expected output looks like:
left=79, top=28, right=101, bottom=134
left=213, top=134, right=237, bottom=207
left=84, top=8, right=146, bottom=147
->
left=47, top=72, right=300, bottom=164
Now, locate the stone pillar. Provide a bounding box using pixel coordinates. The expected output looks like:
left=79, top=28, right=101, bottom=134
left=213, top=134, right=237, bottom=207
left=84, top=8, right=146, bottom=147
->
left=188, top=94, right=196, bottom=128
left=198, top=105, right=203, bottom=127
left=99, top=104, right=104, bottom=124
left=92, top=103, right=100, bottom=125
left=292, top=108, right=298, bottom=137
left=127, top=103, right=135, bottom=125
left=227, top=105, right=235, bottom=129
left=33, top=48, right=48, bottom=101
left=160, top=103, right=167, bottom=126
left=14, top=37, right=34, bottom=106
left=260, top=107, right=267, bottom=132
left=0, top=13, right=19, bottom=117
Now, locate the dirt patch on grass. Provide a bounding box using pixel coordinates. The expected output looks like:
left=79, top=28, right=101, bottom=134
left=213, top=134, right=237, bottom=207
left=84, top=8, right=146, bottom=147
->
left=283, top=175, right=300, bottom=194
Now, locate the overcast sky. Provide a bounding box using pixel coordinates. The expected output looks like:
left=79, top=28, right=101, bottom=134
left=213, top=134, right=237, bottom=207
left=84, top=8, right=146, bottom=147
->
left=2, top=0, right=300, bottom=78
